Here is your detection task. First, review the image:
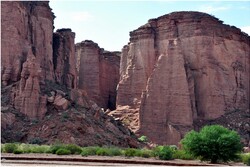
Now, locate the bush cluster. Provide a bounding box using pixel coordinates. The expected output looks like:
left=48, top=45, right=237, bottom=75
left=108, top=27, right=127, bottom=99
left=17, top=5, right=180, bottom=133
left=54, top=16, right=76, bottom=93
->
left=1, top=125, right=246, bottom=165
left=181, top=125, right=242, bottom=163
left=241, top=153, right=250, bottom=166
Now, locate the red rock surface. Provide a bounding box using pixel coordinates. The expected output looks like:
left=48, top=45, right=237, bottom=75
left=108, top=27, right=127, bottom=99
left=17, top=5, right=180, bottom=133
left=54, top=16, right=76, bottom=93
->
left=1, top=1, right=55, bottom=84
left=53, top=29, right=77, bottom=89
left=116, top=11, right=250, bottom=145
left=75, top=40, right=120, bottom=110
left=1, top=1, right=54, bottom=119
left=1, top=2, right=138, bottom=147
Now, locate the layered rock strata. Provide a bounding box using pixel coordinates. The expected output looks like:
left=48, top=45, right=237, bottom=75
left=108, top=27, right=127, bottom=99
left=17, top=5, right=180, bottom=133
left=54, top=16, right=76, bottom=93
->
left=53, top=28, right=77, bottom=89
left=116, top=11, right=250, bottom=145
left=1, top=1, right=55, bottom=85
left=75, top=40, right=120, bottom=110
left=1, top=1, right=54, bottom=119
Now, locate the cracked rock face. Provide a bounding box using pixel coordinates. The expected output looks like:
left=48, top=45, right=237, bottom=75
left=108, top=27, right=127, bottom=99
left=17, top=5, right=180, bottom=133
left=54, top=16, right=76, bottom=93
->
left=53, top=29, right=77, bottom=89
left=75, top=40, right=120, bottom=110
left=1, top=1, right=54, bottom=119
left=1, top=1, right=55, bottom=85
left=116, top=11, right=250, bottom=145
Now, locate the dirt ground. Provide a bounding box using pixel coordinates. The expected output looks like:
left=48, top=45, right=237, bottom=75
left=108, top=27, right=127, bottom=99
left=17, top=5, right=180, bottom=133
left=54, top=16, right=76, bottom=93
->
left=1, top=153, right=246, bottom=166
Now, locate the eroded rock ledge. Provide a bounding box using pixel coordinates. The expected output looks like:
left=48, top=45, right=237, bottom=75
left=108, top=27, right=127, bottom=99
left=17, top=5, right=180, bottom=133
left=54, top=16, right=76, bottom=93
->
left=116, top=11, right=250, bottom=145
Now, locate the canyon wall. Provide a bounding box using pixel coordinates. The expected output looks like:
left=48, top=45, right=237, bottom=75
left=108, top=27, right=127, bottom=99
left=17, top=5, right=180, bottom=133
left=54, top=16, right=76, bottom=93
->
left=1, top=1, right=54, bottom=119
left=1, top=1, right=55, bottom=84
left=75, top=40, right=120, bottom=110
left=53, top=29, right=77, bottom=89
left=1, top=2, right=79, bottom=119
left=116, top=11, right=250, bottom=145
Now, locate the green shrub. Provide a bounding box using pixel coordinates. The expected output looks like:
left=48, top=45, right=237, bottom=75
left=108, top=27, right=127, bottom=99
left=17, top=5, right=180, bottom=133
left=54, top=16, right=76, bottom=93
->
left=30, top=145, right=50, bottom=153
left=173, top=149, right=195, bottom=160
left=81, top=146, right=99, bottom=156
left=56, top=148, right=71, bottom=155
left=1, top=144, right=4, bottom=153
left=241, top=153, right=250, bottom=166
left=50, top=143, right=65, bottom=154
left=96, top=148, right=112, bottom=156
left=81, top=149, right=89, bottom=156
left=138, top=136, right=148, bottom=143
left=4, top=143, right=18, bottom=153
left=124, top=148, right=139, bottom=157
left=107, top=147, right=123, bottom=156
left=157, top=146, right=174, bottom=160
left=181, top=125, right=242, bottom=163
left=138, top=149, right=153, bottom=158
left=13, top=149, right=23, bottom=154
left=65, top=144, right=82, bottom=154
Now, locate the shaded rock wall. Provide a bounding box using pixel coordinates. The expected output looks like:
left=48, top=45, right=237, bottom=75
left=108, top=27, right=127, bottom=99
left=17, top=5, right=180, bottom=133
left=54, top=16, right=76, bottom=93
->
left=53, top=28, right=77, bottom=89
left=75, top=40, right=120, bottom=110
left=117, top=11, right=250, bottom=145
left=1, top=1, right=54, bottom=119
left=1, top=1, right=55, bottom=85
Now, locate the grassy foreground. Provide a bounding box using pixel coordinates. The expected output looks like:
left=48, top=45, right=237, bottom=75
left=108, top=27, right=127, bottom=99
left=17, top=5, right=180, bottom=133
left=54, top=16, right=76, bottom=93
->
left=1, top=143, right=249, bottom=165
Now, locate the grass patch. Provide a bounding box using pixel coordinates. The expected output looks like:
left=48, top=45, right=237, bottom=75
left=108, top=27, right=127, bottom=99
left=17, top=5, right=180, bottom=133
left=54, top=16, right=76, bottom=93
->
left=64, top=144, right=82, bottom=154
left=3, top=143, right=18, bottom=153
left=241, top=153, right=250, bottom=166
left=173, top=149, right=195, bottom=160
left=152, top=146, right=174, bottom=160
left=124, top=148, right=141, bottom=157
left=2, top=142, right=247, bottom=164
left=81, top=146, right=99, bottom=156
left=56, top=148, right=71, bottom=155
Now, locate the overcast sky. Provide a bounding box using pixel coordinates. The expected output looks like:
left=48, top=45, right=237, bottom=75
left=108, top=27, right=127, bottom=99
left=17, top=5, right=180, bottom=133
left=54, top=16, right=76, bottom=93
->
left=50, top=0, right=250, bottom=51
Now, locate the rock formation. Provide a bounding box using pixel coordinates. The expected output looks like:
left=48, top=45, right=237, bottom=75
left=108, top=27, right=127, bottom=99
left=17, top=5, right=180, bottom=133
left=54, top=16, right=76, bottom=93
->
left=1, top=1, right=54, bottom=119
left=116, top=11, right=250, bottom=145
left=53, top=28, right=77, bottom=89
left=1, top=1, right=55, bottom=85
left=1, top=1, right=138, bottom=147
left=75, top=40, right=120, bottom=110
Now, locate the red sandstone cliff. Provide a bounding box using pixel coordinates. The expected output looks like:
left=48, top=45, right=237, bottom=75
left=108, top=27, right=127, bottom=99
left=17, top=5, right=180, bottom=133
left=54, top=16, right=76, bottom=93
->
left=53, top=28, right=77, bottom=89
left=1, top=1, right=138, bottom=147
left=116, top=11, right=250, bottom=145
left=1, top=1, right=54, bottom=119
left=75, top=40, right=120, bottom=110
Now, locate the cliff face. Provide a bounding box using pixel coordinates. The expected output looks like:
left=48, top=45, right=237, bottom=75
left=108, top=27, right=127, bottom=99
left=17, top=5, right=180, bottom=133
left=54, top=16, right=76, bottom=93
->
left=117, top=11, right=250, bottom=145
left=75, top=40, right=120, bottom=110
left=1, top=1, right=55, bottom=84
left=1, top=1, right=54, bottom=119
left=1, top=1, right=138, bottom=147
left=53, top=29, right=77, bottom=89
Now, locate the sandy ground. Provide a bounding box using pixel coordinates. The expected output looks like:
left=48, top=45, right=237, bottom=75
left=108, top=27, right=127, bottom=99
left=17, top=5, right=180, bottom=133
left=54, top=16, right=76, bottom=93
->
left=1, top=153, right=246, bottom=166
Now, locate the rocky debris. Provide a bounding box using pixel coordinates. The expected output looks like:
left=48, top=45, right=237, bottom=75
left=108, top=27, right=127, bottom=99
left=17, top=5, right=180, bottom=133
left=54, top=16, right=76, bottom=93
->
left=116, top=11, right=250, bottom=145
left=75, top=40, right=120, bottom=110
left=108, top=105, right=140, bottom=133
left=53, top=29, right=77, bottom=89
left=70, top=89, right=90, bottom=108
left=53, top=94, right=70, bottom=111
left=1, top=80, right=140, bottom=148
left=1, top=112, right=16, bottom=129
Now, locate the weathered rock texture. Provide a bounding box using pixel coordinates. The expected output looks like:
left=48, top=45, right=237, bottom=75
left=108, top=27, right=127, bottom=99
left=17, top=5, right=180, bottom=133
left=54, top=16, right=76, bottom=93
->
left=116, top=11, right=250, bottom=145
left=53, top=28, right=77, bottom=89
left=75, top=40, right=120, bottom=110
left=1, top=1, right=54, bottom=119
left=1, top=1, right=55, bottom=85
left=1, top=1, right=140, bottom=147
